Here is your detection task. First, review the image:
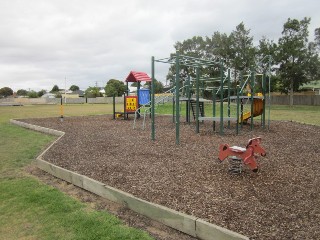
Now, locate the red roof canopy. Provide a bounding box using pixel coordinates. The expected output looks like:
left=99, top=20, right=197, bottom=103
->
left=125, top=71, right=151, bottom=82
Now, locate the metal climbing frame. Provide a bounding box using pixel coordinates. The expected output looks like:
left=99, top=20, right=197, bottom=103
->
left=152, top=53, right=222, bottom=144
left=151, top=53, right=272, bottom=145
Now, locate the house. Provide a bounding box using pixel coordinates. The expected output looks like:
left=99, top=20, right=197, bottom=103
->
left=128, top=86, right=137, bottom=94
left=41, top=93, right=56, bottom=98
left=299, top=80, right=320, bottom=95
left=70, top=90, right=85, bottom=97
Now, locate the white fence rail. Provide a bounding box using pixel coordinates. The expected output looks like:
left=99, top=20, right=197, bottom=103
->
left=1, top=95, right=320, bottom=106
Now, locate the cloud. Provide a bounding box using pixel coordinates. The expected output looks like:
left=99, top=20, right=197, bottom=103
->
left=0, top=0, right=319, bottom=91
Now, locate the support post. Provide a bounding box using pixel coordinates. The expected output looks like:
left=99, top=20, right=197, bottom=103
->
left=250, top=66, right=255, bottom=130
left=236, top=85, right=240, bottom=135
left=124, top=91, right=127, bottom=120
left=126, top=82, right=129, bottom=120
left=239, top=71, right=243, bottom=129
left=219, top=62, right=224, bottom=135
left=227, top=68, right=231, bottom=128
left=113, top=94, right=115, bottom=119
left=212, top=89, right=216, bottom=132
left=186, top=75, right=191, bottom=123
left=262, top=73, right=266, bottom=128
left=60, top=97, right=64, bottom=122
left=268, top=55, right=271, bottom=130
left=172, top=94, right=175, bottom=123
left=196, top=67, right=200, bottom=134
left=137, top=81, right=141, bottom=118
left=151, top=56, right=155, bottom=141
left=175, top=53, right=180, bottom=145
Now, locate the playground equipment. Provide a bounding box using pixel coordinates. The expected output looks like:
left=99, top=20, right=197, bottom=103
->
left=218, top=137, right=266, bottom=172
left=230, top=93, right=264, bottom=124
left=133, top=86, right=175, bottom=129
left=150, top=53, right=272, bottom=144
left=241, top=96, right=264, bottom=123
left=60, top=98, right=64, bottom=122
left=113, top=71, right=151, bottom=120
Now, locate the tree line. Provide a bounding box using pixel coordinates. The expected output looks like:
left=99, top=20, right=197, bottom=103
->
left=0, top=79, right=164, bottom=98
left=2, top=17, right=318, bottom=101
left=166, top=17, right=320, bottom=104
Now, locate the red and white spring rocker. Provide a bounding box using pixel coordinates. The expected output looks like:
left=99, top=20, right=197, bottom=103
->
left=218, top=137, right=266, bottom=173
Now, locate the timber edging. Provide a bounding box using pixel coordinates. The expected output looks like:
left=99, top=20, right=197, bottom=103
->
left=10, top=119, right=249, bottom=240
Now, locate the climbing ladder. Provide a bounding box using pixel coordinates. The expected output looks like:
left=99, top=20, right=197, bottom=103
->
left=189, top=100, right=204, bottom=120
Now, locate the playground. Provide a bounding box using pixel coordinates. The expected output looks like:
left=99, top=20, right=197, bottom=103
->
left=20, top=114, right=320, bottom=240
left=10, top=56, right=320, bottom=239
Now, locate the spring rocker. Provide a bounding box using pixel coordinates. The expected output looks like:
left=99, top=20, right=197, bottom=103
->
left=218, top=137, right=266, bottom=173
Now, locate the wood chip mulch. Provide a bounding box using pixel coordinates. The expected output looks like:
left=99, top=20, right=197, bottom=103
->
left=20, top=115, right=320, bottom=240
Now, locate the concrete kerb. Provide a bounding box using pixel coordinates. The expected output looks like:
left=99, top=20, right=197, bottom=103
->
left=11, top=119, right=249, bottom=240
left=196, top=219, right=249, bottom=240
left=10, top=119, right=64, bottom=137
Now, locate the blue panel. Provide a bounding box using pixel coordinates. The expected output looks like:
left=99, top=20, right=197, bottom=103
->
left=138, top=89, right=150, bottom=105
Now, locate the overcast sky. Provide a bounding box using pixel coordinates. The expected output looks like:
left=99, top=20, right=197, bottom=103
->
left=1, top=0, right=319, bottom=92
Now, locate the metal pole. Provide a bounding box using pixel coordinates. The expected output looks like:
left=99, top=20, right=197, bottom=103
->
left=175, top=53, right=180, bottom=145
left=186, top=75, right=190, bottom=123
left=220, top=62, right=224, bottom=135
left=151, top=56, right=155, bottom=141
left=236, top=85, right=240, bottom=134
left=262, top=73, right=266, bottom=128
left=124, top=91, right=127, bottom=120
left=227, top=68, right=231, bottom=128
left=60, top=97, right=64, bottom=122
left=113, top=94, right=115, bottom=119
left=240, top=71, right=243, bottom=129
left=268, top=55, right=271, bottom=130
left=173, top=95, right=175, bottom=123
left=212, top=89, right=216, bottom=132
left=250, top=66, right=255, bottom=130
left=64, top=76, right=67, bottom=104
left=137, top=81, right=141, bottom=118
left=196, top=67, right=200, bottom=134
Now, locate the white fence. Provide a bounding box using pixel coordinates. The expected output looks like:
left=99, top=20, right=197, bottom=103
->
left=1, top=95, right=320, bottom=106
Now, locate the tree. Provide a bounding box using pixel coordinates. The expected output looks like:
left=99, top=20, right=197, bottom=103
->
left=104, top=79, right=126, bottom=97
left=85, top=86, right=103, bottom=98
left=256, top=37, right=279, bottom=92
left=166, top=23, right=256, bottom=86
left=229, top=22, right=256, bottom=81
left=17, top=89, right=28, bottom=96
left=152, top=79, right=164, bottom=93
left=205, top=31, right=233, bottom=65
left=69, top=85, right=80, bottom=91
left=256, top=37, right=278, bottom=72
left=55, top=92, right=62, bottom=98
left=0, top=87, right=13, bottom=98
left=305, top=42, right=320, bottom=81
left=50, top=85, right=60, bottom=93
left=37, top=89, right=46, bottom=97
left=315, top=27, right=320, bottom=50
left=27, top=90, right=39, bottom=98
left=166, top=36, right=206, bottom=85
left=277, top=17, right=318, bottom=105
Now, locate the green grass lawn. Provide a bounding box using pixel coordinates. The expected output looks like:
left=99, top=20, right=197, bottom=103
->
left=269, top=105, right=320, bottom=125
left=154, top=102, right=320, bottom=126
left=0, top=104, right=153, bottom=240
left=0, top=102, right=319, bottom=239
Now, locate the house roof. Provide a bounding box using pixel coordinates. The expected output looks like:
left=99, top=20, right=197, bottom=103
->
left=71, top=90, right=84, bottom=95
left=125, top=71, right=151, bottom=82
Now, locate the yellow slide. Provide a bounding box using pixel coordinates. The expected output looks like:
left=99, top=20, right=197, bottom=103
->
left=240, top=96, right=264, bottom=123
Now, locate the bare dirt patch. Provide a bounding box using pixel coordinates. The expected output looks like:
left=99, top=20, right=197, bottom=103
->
left=21, top=115, right=320, bottom=240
